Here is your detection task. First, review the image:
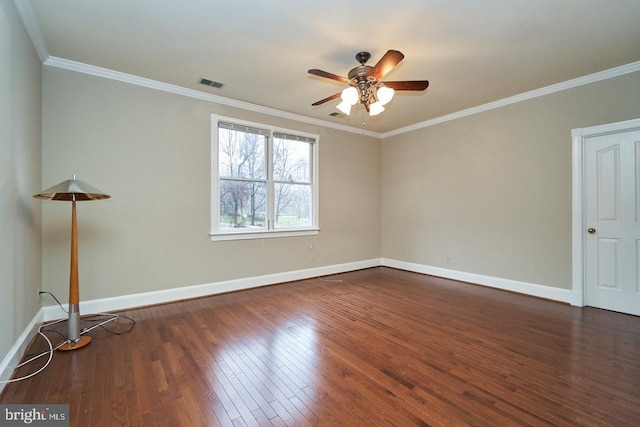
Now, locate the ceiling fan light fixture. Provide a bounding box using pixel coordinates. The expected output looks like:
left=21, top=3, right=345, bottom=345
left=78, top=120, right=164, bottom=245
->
left=369, top=102, right=385, bottom=116
left=377, top=86, right=394, bottom=105
left=336, top=100, right=352, bottom=115
left=309, top=50, right=429, bottom=121
left=341, top=87, right=359, bottom=105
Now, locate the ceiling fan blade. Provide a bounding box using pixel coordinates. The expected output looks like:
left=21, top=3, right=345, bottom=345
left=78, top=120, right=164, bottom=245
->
left=308, top=69, right=349, bottom=84
left=368, top=50, right=405, bottom=81
left=311, top=92, right=341, bottom=106
left=382, top=80, right=430, bottom=91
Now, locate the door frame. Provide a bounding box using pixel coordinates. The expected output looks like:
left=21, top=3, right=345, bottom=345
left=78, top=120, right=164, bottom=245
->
left=571, top=117, right=640, bottom=307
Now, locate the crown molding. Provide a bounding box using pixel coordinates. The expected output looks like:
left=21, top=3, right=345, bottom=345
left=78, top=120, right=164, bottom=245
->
left=382, top=60, right=640, bottom=138
left=43, top=56, right=381, bottom=139
left=15, top=0, right=640, bottom=139
left=13, top=0, right=640, bottom=139
left=12, top=0, right=48, bottom=62
left=45, top=56, right=640, bottom=141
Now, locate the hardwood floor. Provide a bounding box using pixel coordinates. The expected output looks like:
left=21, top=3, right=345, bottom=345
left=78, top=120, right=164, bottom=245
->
left=2, top=267, right=639, bottom=426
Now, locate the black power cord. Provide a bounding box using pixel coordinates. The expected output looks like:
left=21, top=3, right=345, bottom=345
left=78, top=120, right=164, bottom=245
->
left=2, top=291, right=136, bottom=384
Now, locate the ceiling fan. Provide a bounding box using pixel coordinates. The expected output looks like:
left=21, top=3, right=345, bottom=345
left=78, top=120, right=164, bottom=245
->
left=308, top=50, right=429, bottom=117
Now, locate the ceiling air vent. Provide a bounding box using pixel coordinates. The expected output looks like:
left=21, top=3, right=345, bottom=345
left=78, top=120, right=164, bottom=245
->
left=199, top=78, right=224, bottom=89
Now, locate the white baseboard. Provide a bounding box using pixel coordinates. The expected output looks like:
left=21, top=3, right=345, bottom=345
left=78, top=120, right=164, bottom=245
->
left=42, top=258, right=571, bottom=322
left=381, top=258, right=572, bottom=303
left=5, top=258, right=570, bottom=391
left=0, top=309, right=44, bottom=389
left=42, top=258, right=381, bottom=321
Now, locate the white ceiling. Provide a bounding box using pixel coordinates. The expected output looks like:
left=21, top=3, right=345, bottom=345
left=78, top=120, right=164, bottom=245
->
left=21, top=0, right=640, bottom=134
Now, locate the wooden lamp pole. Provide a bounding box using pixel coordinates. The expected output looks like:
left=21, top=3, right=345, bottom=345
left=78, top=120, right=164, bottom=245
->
left=61, top=197, right=91, bottom=350
left=34, top=175, right=110, bottom=351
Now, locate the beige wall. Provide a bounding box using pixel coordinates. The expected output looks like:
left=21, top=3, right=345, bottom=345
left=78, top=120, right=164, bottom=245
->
left=40, top=52, right=640, bottom=304
left=382, top=71, right=640, bottom=289
left=41, top=68, right=381, bottom=301
left=0, top=1, right=42, bottom=367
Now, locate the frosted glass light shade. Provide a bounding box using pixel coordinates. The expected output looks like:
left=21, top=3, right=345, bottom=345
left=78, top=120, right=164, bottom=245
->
left=369, top=102, right=385, bottom=116
left=336, top=100, right=352, bottom=115
left=377, top=86, right=395, bottom=105
left=341, top=87, right=359, bottom=105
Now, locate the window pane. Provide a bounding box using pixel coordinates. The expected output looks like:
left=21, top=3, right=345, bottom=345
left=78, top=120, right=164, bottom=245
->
left=274, top=183, right=311, bottom=228
left=219, top=179, right=266, bottom=229
left=273, top=137, right=311, bottom=183
left=212, top=115, right=318, bottom=238
left=218, top=128, right=266, bottom=179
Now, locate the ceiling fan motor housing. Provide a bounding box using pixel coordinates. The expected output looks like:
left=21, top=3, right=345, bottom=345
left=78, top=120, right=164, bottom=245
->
left=348, top=64, right=375, bottom=103
left=348, top=65, right=373, bottom=81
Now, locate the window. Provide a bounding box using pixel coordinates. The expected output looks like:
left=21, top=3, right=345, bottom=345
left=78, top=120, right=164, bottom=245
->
left=211, top=115, right=319, bottom=240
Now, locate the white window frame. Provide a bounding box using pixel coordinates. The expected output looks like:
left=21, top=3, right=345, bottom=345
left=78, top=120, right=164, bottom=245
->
left=210, top=114, right=319, bottom=241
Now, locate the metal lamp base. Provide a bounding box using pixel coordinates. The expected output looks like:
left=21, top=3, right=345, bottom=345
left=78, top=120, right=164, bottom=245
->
left=58, top=303, right=91, bottom=351
left=58, top=335, right=92, bottom=351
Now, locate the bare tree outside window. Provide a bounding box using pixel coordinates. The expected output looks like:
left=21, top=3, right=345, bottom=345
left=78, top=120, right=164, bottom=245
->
left=218, top=127, right=266, bottom=229
left=273, top=136, right=312, bottom=227
left=212, top=117, right=317, bottom=239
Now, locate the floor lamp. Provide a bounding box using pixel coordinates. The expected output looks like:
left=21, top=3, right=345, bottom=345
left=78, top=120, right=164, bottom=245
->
left=34, top=175, right=111, bottom=351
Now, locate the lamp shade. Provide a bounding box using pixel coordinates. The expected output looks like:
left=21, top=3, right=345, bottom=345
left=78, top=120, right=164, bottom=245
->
left=369, top=102, right=385, bottom=116
left=34, top=176, right=111, bottom=201
left=341, top=87, right=359, bottom=105
left=377, top=86, right=395, bottom=105
left=336, top=100, right=352, bottom=115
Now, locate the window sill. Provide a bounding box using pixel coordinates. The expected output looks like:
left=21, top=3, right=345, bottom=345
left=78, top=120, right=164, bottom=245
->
left=210, top=228, right=320, bottom=241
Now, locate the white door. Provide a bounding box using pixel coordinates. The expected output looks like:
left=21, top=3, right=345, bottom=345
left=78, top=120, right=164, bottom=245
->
left=584, top=129, right=640, bottom=315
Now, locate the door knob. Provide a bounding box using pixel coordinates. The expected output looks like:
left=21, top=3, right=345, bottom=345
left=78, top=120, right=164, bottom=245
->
left=587, top=227, right=596, bottom=234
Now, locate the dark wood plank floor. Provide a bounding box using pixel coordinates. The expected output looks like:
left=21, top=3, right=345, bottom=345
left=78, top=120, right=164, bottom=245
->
left=2, top=267, right=639, bottom=426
